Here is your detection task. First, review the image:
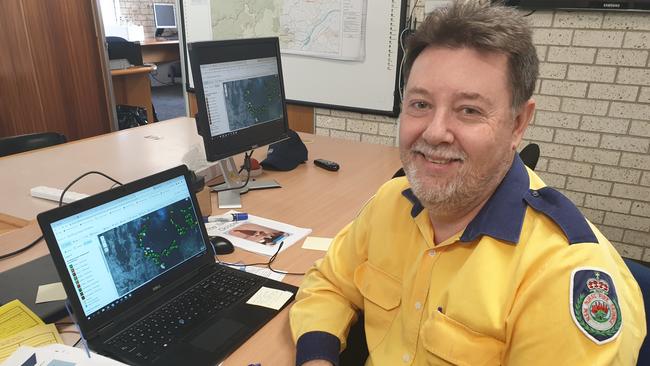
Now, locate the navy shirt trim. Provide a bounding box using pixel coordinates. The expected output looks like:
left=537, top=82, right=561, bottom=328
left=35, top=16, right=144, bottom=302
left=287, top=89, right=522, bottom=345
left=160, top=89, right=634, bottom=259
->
left=400, top=155, right=597, bottom=245
left=296, top=331, right=340, bottom=366
left=460, top=155, right=529, bottom=244
left=401, top=188, right=425, bottom=218
left=524, top=187, right=598, bottom=244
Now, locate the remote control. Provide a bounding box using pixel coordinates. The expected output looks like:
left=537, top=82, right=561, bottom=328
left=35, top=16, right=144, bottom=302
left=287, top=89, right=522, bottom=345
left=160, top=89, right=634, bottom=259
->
left=314, top=159, right=340, bottom=171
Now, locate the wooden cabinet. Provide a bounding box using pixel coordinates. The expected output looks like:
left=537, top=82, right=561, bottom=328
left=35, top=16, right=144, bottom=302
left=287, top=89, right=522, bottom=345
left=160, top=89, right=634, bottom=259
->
left=111, top=66, right=155, bottom=124
left=0, top=0, right=112, bottom=140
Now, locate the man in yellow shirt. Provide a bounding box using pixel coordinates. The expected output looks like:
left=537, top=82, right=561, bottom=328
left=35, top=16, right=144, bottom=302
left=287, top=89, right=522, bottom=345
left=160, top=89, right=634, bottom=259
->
left=289, top=1, right=646, bottom=365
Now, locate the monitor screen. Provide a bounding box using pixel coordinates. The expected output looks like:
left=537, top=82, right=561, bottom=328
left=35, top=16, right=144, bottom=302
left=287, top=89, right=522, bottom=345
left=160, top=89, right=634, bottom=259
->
left=189, top=37, right=289, bottom=162
left=153, top=3, right=177, bottom=28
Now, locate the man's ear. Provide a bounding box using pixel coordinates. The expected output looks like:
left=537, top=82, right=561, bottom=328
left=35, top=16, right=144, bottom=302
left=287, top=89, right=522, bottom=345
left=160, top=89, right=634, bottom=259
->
left=511, top=99, right=536, bottom=150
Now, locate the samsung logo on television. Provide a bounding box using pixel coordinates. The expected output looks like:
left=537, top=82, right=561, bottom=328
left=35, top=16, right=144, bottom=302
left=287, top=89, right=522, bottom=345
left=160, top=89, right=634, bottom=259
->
left=601, top=2, right=622, bottom=8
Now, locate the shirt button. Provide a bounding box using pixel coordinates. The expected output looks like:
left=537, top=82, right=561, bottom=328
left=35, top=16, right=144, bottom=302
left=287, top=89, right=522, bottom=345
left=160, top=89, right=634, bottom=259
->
left=531, top=190, right=540, bottom=197
left=428, top=250, right=436, bottom=257
left=415, top=301, right=422, bottom=310
left=402, top=353, right=411, bottom=363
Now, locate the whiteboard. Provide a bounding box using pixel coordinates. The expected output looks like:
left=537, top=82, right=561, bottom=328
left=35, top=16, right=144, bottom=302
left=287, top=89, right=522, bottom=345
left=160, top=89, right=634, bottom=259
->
left=179, top=0, right=407, bottom=116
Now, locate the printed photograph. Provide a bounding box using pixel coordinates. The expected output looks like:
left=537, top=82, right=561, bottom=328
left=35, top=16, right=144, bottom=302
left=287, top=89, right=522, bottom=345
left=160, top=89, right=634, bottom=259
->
left=228, top=223, right=289, bottom=245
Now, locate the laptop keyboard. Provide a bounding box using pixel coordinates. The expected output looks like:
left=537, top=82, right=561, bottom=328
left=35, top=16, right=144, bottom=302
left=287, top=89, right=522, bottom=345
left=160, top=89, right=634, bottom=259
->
left=105, top=265, right=263, bottom=362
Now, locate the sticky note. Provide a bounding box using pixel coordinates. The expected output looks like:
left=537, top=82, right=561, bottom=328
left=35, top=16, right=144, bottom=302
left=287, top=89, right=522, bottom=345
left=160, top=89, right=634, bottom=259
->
left=302, top=236, right=333, bottom=251
left=246, top=287, right=293, bottom=310
left=35, top=283, right=67, bottom=304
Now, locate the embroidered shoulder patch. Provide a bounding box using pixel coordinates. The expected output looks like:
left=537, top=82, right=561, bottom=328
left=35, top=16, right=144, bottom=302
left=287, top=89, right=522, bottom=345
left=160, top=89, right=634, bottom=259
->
left=570, top=268, right=622, bottom=344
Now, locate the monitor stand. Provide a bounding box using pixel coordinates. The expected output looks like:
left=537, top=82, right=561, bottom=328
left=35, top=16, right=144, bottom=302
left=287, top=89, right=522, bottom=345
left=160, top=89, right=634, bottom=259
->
left=211, top=157, right=280, bottom=209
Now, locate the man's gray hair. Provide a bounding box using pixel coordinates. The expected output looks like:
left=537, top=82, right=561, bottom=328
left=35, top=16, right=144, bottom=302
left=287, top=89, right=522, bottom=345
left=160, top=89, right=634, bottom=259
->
left=402, top=0, right=538, bottom=110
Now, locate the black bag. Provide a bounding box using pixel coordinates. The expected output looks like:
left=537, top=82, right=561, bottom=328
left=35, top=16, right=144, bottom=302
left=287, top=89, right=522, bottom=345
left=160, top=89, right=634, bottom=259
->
left=116, top=105, right=148, bottom=130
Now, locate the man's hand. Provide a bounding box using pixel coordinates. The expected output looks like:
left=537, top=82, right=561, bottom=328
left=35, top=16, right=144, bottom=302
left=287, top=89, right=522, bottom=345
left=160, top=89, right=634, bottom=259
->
left=302, top=360, right=334, bottom=366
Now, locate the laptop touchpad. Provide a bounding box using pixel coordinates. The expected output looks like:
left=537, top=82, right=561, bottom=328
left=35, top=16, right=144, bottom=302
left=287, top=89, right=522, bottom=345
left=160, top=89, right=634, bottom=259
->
left=190, top=318, right=245, bottom=351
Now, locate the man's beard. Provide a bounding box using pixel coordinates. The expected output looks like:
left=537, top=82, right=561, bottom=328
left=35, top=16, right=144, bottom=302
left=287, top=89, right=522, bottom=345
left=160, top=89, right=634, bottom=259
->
left=400, top=139, right=512, bottom=215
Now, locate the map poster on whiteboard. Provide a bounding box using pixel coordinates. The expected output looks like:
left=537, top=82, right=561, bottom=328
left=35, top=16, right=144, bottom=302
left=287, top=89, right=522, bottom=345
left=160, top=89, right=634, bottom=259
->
left=181, top=0, right=407, bottom=116
left=212, top=0, right=367, bottom=61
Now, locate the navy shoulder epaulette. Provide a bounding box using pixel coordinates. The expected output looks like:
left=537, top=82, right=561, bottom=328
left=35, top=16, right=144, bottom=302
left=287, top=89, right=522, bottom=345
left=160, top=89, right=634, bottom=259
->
left=524, top=187, right=598, bottom=245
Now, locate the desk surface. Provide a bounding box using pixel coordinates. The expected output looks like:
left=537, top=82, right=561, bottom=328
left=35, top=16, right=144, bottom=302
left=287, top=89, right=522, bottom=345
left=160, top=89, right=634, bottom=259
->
left=110, top=65, right=155, bottom=76
left=141, top=39, right=179, bottom=46
left=0, top=117, right=402, bottom=364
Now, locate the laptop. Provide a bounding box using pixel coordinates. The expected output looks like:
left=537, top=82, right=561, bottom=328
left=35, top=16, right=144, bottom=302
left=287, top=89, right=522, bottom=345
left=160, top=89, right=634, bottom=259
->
left=37, top=165, right=297, bottom=365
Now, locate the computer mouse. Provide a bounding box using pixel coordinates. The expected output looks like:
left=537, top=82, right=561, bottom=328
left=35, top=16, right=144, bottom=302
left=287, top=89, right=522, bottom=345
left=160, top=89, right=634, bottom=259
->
left=209, top=236, right=235, bottom=255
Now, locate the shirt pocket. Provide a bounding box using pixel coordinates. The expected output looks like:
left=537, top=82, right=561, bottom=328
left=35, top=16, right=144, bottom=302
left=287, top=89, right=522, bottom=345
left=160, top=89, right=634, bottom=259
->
left=422, top=310, right=504, bottom=366
left=353, top=261, right=402, bottom=351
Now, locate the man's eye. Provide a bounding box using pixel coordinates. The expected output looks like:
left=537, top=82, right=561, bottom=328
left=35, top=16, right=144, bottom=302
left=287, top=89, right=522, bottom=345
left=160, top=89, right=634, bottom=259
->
left=462, top=107, right=481, bottom=115
left=412, top=101, right=429, bottom=109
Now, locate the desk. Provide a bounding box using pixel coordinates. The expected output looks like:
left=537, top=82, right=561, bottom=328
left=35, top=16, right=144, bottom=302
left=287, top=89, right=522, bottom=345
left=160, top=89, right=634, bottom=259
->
left=141, top=39, right=180, bottom=64
left=0, top=118, right=402, bottom=364
left=111, top=66, right=155, bottom=124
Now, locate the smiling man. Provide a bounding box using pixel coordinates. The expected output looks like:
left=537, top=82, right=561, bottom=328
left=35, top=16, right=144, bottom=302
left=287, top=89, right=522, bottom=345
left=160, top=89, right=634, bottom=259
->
left=289, top=1, right=646, bottom=365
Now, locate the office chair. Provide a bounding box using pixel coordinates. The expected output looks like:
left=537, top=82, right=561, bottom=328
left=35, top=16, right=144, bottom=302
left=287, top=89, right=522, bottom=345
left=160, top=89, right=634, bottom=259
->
left=106, top=36, right=129, bottom=43
left=391, top=142, right=542, bottom=179
left=518, top=143, right=540, bottom=171
left=339, top=314, right=369, bottom=365
left=0, top=132, right=67, bottom=158
left=622, top=258, right=650, bottom=365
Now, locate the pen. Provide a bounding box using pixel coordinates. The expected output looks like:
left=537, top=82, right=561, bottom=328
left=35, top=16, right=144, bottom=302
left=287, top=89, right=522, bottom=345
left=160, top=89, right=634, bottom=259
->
left=206, top=213, right=248, bottom=223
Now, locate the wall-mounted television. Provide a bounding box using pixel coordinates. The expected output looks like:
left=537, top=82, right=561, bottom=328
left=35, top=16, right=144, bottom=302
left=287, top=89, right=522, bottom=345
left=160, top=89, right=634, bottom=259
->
left=502, top=0, right=650, bottom=11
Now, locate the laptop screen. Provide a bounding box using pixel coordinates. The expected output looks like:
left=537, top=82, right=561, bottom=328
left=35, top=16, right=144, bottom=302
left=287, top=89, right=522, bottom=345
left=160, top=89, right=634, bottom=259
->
left=49, top=175, right=207, bottom=319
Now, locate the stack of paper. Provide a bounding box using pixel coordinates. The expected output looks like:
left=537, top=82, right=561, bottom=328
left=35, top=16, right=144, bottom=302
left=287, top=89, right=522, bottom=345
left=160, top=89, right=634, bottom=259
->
left=2, top=344, right=127, bottom=366
left=0, top=300, right=62, bottom=363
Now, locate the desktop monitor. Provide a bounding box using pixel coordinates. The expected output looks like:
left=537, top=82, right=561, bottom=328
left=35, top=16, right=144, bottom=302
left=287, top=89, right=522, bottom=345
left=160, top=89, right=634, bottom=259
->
left=153, top=3, right=177, bottom=37
left=189, top=37, right=290, bottom=208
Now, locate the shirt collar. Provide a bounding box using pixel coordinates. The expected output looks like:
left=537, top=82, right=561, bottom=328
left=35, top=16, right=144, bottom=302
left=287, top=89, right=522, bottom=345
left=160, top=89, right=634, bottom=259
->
left=401, top=154, right=530, bottom=245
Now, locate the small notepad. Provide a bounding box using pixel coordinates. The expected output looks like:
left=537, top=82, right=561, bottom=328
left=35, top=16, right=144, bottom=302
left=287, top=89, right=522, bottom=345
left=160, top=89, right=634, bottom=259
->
left=35, top=282, right=67, bottom=304
left=246, top=287, right=293, bottom=310
left=302, top=236, right=333, bottom=251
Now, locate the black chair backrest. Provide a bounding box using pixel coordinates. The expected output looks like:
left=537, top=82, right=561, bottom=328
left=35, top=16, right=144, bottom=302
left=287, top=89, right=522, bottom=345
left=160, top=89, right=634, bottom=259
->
left=339, top=314, right=368, bottom=365
left=0, top=132, right=67, bottom=158
left=106, top=36, right=129, bottom=43
left=519, top=143, right=540, bottom=171
left=623, top=258, right=650, bottom=365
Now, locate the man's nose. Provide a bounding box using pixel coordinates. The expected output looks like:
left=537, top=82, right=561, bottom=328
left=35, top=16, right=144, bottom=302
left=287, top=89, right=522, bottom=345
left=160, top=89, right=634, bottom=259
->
left=421, top=109, right=454, bottom=146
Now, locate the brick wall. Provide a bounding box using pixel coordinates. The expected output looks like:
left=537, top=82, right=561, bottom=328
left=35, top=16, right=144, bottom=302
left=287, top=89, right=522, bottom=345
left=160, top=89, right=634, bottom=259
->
left=315, top=5, right=650, bottom=260
left=118, top=0, right=175, bottom=39
left=527, top=10, right=650, bottom=260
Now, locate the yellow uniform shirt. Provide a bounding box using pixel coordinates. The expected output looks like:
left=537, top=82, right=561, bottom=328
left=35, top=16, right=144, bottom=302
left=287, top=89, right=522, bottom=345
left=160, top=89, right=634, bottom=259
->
left=290, top=156, right=646, bottom=366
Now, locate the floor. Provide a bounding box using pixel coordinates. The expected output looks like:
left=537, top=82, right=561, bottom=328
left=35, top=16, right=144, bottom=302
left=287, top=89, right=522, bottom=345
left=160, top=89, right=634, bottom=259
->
left=151, top=84, right=185, bottom=122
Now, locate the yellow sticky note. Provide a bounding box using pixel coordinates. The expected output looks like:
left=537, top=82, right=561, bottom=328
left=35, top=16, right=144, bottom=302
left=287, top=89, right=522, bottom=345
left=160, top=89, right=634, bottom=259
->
left=246, top=287, right=293, bottom=310
left=0, top=323, right=62, bottom=362
left=36, top=282, right=67, bottom=304
left=302, top=236, right=333, bottom=251
left=0, top=300, right=44, bottom=339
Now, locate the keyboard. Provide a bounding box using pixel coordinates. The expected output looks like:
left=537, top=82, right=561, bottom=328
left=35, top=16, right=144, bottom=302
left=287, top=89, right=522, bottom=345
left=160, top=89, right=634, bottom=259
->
left=105, top=266, right=263, bottom=362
